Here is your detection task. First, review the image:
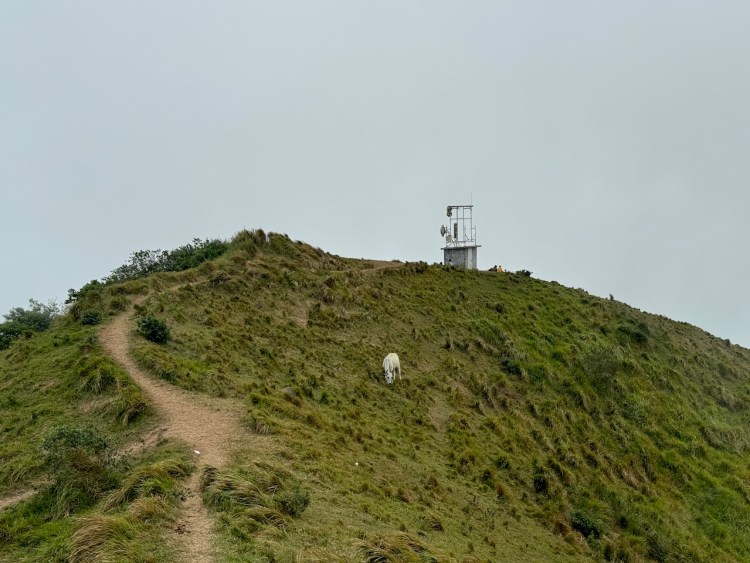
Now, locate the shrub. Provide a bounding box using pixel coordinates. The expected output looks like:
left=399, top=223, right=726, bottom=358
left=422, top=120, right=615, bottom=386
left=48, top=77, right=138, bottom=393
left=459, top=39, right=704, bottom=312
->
left=137, top=316, right=170, bottom=344
left=80, top=310, right=103, bottom=326
left=42, top=425, right=107, bottom=464
left=109, top=296, right=129, bottom=313
left=616, top=324, right=649, bottom=345
left=572, top=510, right=602, bottom=539
left=40, top=426, right=115, bottom=518
left=0, top=299, right=60, bottom=349
left=501, top=357, right=522, bottom=376
left=579, top=340, right=623, bottom=387
left=161, top=238, right=228, bottom=272
left=77, top=355, right=117, bottom=393
left=532, top=464, right=549, bottom=494
left=66, top=280, right=103, bottom=304
left=277, top=486, right=310, bottom=517
left=495, top=455, right=511, bottom=470
left=0, top=322, right=28, bottom=350
left=3, top=299, right=60, bottom=332
left=105, top=238, right=228, bottom=283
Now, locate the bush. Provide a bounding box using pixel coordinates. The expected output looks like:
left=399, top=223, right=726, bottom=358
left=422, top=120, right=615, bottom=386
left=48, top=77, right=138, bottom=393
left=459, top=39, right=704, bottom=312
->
left=42, top=426, right=109, bottom=471
left=3, top=299, right=60, bottom=332
left=579, top=341, right=623, bottom=387
left=0, top=322, right=28, bottom=350
left=532, top=464, right=549, bottom=494
left=571, top=510, right=602, bottom=539
left=501, top=357, right=523, bottom=376
left=77, top=355, right=117, bottom=393
left=104, top=238, right=229, bottom=283
left=80, top=310, right=103, bottom=326
left=137, top=316, right=170, bottom=344
left=616, top=323, right=649, bottom=345
left=40, top=426, right=115, bottom=518
left=161, top=238, right=228, bottom=272
left=66, top=280, right=103, bottom=304
left=0, top=299, right=60, bottom=349
left=277, top=486, right=310, bottom=517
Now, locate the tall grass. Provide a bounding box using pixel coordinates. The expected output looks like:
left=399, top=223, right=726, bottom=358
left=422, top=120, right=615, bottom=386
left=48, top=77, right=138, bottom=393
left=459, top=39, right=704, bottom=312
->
left=4, top=231, right=750, bottom=561
left=127, top=239, right=750, bottom=560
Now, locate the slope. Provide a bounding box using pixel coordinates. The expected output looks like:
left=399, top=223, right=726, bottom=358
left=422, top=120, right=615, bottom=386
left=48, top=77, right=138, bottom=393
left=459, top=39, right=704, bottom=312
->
left=125, top=231, right=750, bottom=561
left=99, top=297, right=245, bottom=562
left=2, top=229, right=750, bottom=562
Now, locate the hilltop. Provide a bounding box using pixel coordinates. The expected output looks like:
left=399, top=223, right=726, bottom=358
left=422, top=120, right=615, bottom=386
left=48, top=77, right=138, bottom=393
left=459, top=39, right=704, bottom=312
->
left=1, top=229, right=750, bottom=562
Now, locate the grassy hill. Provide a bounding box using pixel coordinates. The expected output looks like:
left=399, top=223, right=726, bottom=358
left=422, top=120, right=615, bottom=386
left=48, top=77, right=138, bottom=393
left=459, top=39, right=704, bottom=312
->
left=2, top=229, right=750, bottom=561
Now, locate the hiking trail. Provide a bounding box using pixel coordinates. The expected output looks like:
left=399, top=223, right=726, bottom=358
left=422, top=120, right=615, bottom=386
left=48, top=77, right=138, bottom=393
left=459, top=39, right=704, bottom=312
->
left=100, top=297, right=244, bottom=563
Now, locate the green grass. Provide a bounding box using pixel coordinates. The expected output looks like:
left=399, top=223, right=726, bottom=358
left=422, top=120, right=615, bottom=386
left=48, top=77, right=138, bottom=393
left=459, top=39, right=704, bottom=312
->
left=3, top=229, right=750, bottom=561
left=0, top=292, right=195, bottom=561
left=0, top=322, right=147, bottom=492
left=0, top=436, right=194, bottom=562
left=118, top=232, right=750, bottom=560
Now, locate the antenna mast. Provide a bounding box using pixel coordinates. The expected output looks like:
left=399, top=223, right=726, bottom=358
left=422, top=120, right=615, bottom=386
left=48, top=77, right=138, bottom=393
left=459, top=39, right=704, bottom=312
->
left=439, top=204, right=480, bottom=269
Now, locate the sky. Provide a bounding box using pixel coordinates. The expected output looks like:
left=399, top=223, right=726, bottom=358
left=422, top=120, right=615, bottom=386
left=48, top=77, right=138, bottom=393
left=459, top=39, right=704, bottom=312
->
left=2, top=2, right=750, bottom=346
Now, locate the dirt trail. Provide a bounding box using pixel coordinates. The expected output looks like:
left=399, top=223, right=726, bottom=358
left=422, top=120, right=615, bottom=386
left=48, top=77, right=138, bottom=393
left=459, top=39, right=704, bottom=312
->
left=100, top=299, right=244, bottom=563
left=0, top=489, right=36, bottom=512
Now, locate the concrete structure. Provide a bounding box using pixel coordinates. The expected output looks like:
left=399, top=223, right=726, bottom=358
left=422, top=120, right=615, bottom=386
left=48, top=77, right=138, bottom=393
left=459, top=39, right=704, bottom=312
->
left=443, top=245, right=478, bottom=269
left=440, top=204, right=480, bottom=269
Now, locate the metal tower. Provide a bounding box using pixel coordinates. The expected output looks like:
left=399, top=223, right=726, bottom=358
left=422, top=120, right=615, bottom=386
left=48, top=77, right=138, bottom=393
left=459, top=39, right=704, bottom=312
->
left=440, top=204, right=480, bottom=269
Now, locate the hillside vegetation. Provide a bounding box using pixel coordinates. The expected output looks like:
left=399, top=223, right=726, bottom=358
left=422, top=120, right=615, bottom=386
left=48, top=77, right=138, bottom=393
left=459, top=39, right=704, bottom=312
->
left=2, top=229, right=750, bottom=562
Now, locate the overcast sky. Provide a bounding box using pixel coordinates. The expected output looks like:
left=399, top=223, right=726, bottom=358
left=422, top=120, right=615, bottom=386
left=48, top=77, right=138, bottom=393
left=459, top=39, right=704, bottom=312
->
left=2, top=2, right=750, bottom=346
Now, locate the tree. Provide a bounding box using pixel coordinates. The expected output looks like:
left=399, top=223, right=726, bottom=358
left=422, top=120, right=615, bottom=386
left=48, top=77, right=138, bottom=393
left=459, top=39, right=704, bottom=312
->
left=0, top=299, right=60, bottom=350
left=3, top=299, right=60, bottom=332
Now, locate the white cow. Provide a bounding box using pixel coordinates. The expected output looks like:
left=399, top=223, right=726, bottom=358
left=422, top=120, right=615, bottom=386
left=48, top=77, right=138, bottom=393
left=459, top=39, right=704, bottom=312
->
left=382, top=353, right=401, bottom=384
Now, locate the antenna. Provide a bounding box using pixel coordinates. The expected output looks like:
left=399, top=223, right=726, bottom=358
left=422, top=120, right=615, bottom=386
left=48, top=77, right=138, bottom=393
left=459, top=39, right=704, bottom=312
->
left=438, top=203, right=480, bottom=269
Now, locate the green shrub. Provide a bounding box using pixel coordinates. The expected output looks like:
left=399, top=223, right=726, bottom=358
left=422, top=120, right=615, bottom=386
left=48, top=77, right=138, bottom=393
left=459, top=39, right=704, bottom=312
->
left=161, top=238, right=228, bottom=272
left=42, top=426, right=109, bottom=472
left=571, top=510, right=602, bottom=539
left=277, top=486, right=310, bottom=517
left=40, top=426, right=115, bottom=518
left=616, top=324, right=649, bottom=345
left=80, top=310, right=103, bottom=326
left=77, top=355, right=117, bottom=393
left=66, top=280, right=103, bottom=304
left=137, top=316, right=170, bottom=344
left=0, top=300, right=61, bottom=349
left=0, top=322, right=28, bottom=350
left=501, top=357, right=522, bottom=376
left=105, top=238, right=229, bottom=283
left=3, top=299, right=60, bottom=332
left=532, top=464, right=549, bottom=494
left=579, top=341, right=623, bottom=387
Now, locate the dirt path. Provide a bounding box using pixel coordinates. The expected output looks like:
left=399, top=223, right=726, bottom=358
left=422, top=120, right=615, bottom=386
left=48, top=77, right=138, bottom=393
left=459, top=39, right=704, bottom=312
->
left=0, top=489, right=36, bottom=512
left=100, top=299, right=244, bottom=562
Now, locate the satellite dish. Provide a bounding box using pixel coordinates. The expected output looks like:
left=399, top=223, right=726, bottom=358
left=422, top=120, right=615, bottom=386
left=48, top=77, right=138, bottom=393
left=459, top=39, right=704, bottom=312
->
left=440, top=225, right=447, bottom=237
